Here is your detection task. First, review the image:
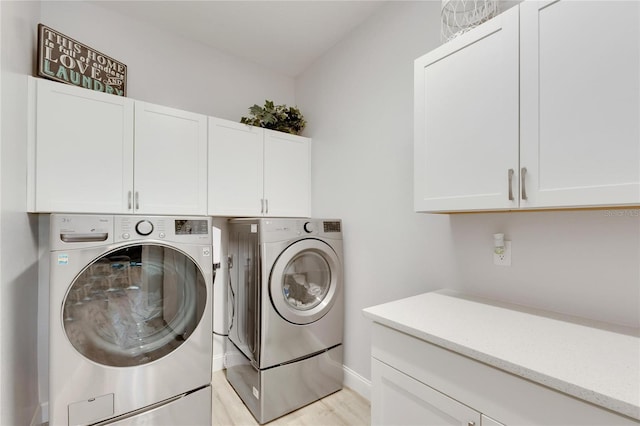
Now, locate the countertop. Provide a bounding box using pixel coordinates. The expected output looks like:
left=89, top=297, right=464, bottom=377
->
left=362, top=289, right=640, bottom=421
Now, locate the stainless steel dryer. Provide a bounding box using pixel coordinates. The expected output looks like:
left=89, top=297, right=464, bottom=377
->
left=48, top=214, right=213, bottom=425
left=225, top=218, right=344, bottom=424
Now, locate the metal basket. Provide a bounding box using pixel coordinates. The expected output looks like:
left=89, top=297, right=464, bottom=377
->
left=441, top=0, right=500, bottom=42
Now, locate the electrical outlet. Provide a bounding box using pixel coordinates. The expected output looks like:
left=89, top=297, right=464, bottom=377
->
left=494, top=241, right=511, bottom=266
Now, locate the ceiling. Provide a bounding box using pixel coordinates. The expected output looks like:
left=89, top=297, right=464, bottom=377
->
left=94, top=1, right=389, bottom=77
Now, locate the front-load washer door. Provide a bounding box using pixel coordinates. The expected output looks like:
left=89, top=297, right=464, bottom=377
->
left=269, top=239, right=341, bottom=325
left=61, top=243, right=207, bottom=367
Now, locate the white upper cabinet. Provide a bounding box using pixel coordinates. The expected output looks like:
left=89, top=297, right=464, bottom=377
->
left=28, top=77, right=208, bottom=215
left=208, top=118, right=311, bottom=217
left=520, top=0, right=640, bottom=208
left=134, top=102, right=207, bottom=215
left=208, top=118, right=264, bottom=216
left=28, top=77, right=134, bottom=213
left=414, top=6, right=519, bottom=212
left=263, top=130, right=311, bottom=217
left=415, top=1, right=640, bottom=212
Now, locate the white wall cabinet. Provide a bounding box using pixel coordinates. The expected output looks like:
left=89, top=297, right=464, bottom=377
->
left=28, top=77, right=208, bottom=215
left=370, top=323, right=637, bottom=426
left=208, top=117, right=311, bottom=217
left=133, top=101, right=207, bottom=215
left=414, top=6, right=519, bottom=212
left=28, top=76, right=135, bottom=213
left=414, top=1, right=640, bottom=212
left=519, top=0, right=640, bottom=208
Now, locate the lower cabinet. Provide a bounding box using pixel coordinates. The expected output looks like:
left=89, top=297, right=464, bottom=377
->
left=372, top=358, right=501, bottom=426
left=370, top=323, right=638, bottom=426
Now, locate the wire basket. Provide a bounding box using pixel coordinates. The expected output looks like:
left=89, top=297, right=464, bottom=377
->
left=441, top=0, right=500, bottom=42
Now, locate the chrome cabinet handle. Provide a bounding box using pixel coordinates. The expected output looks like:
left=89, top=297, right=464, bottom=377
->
left=468, top=422, right=476, bottom=426
left=127, top=191, right=132, bottom=210
left=260, top=198, right=264, bottom=214
left=508, top=168, right=514, bottom=201
left=265, top=199, right=269, bottom=214
left=521, top=167, right=528, bottom=200
left=135, top=191, right=140, bottom=210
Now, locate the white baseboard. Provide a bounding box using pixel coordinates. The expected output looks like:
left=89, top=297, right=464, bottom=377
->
left=213, top=353, right=225, bottom=372
left=343, top=364, right=371, bottom=401
left=31, top=402, right=47, bottom=426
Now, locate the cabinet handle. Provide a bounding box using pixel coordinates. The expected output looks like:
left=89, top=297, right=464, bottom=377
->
left=260, top=198, right=264, bottom=214
left=127, top=191, right=132, bottom=210
left=467, top=422, right=475, bottom=426
left=135, top=191, right=140, bottom=210
left=265, top=199, right=269, bottom=214
left=521, top=167, right=528, bottom=200
left=507, top=168, right=514, bottom=201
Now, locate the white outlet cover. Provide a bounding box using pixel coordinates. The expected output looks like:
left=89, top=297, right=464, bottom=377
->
left=494, top=240, right=512, bottom=266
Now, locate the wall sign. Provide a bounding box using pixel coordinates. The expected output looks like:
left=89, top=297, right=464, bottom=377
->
left=37, top=24, right=127, bottom=96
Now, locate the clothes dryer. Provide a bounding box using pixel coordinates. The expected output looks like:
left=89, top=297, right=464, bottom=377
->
left=49, top=214, right=213, bottom=425
left=225, top=218, right=344, bottom=424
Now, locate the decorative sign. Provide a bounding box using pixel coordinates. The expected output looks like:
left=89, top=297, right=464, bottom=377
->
left=37, top=24, right=127, bottom=96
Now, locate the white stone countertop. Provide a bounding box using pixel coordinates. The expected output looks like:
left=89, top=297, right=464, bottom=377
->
left=362, top=289, right=640, bottom=421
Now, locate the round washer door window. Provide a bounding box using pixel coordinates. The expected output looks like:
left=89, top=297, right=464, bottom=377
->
left=270, top=239, right=341, bottom=325
left=62, top=244, right=207, bottom=367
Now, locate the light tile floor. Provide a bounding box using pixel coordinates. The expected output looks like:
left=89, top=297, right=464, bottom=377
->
left=212, top=370, right=371, bottom=426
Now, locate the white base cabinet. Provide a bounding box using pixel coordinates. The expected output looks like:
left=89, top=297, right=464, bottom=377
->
left=372, top=359, right=491, bottom=426
left=208, top=117, right=311, bottom=217
left=28, top=77, right=208, bottom=215
left=414, top=0, right=640, bottom=212
left=371, top=323, right=638, bottom=426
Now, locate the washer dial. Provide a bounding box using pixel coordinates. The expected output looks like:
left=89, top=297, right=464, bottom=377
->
left=135, top=220, right=154, bottom=236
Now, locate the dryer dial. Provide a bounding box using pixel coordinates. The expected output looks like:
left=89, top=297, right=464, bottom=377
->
left=303, top=221, right=315, bottom=233
left=135, top=220, right=154, bottom=236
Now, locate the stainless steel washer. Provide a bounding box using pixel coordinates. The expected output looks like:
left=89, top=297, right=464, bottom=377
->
left=225, top=218, right=344, bottom=424
left=48, top=214, right=213, bottom=425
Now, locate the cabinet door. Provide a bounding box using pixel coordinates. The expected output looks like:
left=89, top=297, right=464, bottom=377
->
left=134, top=102, right=207, bottom=215
left=208, top=118, right=264, bottom=216
left=520, top=1, right=640, bottom=208
left=29, top=77, right=134, bottom=213
left=414, top=7, right=519, bottom=212
left=372, top=358, right=482, bottom=426
left=264, top=130, right=311, bottom=217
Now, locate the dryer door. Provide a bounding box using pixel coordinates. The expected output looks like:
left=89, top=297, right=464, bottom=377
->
left=270, top=239, right=341, bottom=325
left=61, top=243, right=207, bottom=367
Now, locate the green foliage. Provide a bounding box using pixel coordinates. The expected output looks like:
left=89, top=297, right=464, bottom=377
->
left=240, top=100, right=306, bottom=135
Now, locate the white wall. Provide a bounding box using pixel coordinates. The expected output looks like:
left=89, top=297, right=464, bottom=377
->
left=449, top=210, right=640, bottom=328
left=295, top=1, right=457, bottom=396
left=0, top=1, right=41, bottom=425
left=296, top=0, right=640, bottom=398
left=40, top=1, right=296, bottom=120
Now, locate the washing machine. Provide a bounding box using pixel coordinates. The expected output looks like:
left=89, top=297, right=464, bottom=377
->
left=225, top=218, right=344, bottom=424
left=48, top=214, right=213, bottom=425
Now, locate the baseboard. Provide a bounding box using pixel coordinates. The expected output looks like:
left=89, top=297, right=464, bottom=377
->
left=30, top=402, right=47, bottom=426
left=343, top=364, right=371, bottom=401
left=213, top=353, right=225, bottom=372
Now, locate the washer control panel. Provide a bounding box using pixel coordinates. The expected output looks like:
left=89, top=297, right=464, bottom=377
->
left=113, top=216, right=211, bottom=243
